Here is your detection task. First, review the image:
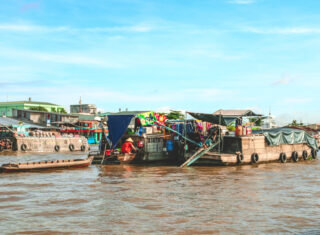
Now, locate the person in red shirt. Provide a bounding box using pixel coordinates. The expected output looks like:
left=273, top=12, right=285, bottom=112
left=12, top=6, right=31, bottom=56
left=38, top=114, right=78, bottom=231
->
left=121, top=138, right=137, bottom=154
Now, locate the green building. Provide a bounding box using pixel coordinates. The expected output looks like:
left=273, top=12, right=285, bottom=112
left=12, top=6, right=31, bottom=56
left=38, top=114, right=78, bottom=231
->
left=0, top=100, right=65, bottom=117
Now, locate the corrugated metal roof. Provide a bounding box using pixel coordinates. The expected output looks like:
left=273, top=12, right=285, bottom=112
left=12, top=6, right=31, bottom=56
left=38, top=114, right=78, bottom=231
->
left=0, top=101, right=59, bottom=106
left=0, top=117, right=47, bottom=129
left=108, top=111, right=148, bottom=116
left=213, top=109, right=261, bottom=117
left=13, top=109, right=75, bottom=117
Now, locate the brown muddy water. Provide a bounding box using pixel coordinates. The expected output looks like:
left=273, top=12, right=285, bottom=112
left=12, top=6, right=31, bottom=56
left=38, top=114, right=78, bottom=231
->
left=0, top=152, right=319, bottom=235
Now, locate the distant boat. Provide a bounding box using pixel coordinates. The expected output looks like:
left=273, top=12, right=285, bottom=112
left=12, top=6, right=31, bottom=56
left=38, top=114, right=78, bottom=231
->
left=0, top=156, right=94, bottom=173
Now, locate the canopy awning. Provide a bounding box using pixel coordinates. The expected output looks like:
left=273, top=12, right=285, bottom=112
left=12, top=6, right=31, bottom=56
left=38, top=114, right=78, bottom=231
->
left=107, top=115, right=134, bottom=148
left=187, top=112, right=227, bottom=126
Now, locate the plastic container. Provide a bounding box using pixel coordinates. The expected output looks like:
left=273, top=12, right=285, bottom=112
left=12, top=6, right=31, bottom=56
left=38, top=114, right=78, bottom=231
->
left=138, top=127, right=146, bottom=135
left=166, top=140, right=174, bottom=151
left=235, top=126, right=243, bottom=136
left=137, top=140, right=144, bottom=148
left=246, top=127, right=252, bottom=135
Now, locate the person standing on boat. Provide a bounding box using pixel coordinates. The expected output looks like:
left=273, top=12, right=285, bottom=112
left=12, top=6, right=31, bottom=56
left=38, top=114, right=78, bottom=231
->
left=121, top=138, right=137, bottom=154
left=134, top=118, right=141, bottom=133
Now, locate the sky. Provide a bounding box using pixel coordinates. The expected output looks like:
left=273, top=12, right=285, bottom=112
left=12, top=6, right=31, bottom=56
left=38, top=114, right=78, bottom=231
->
left=0, top=0, right=320, bottom=125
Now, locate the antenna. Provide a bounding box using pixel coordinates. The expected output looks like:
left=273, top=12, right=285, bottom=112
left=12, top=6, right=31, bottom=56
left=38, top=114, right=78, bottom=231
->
left=79, top=96, right=82, bottom=113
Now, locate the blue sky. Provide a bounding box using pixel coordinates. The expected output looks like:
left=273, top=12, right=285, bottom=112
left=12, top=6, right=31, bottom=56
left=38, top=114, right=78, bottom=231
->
left=1, top=0, right=320, bottom=124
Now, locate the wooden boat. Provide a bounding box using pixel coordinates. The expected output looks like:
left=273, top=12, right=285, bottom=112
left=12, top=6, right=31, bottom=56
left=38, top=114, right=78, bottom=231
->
left=117, top=153, right=137, bottom=164
left=181, top=134, right=318, bottom=167
left=89, top=151, right=137, bottom=165
left=0, top=156, right=94, bottom=172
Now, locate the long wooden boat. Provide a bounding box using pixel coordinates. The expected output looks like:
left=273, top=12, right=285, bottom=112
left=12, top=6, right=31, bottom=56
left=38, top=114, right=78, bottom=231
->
left=181, top=134, right=318, bottom=166
left=0, top=156, right=94, bottom=172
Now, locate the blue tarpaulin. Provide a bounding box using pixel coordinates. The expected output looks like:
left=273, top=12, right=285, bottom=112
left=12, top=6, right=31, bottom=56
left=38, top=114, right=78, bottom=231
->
left=107, top=115, right=134, bottom=149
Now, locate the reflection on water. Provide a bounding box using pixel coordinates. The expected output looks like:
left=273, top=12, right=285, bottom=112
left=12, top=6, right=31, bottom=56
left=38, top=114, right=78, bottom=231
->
left=0, top=152, right=319, bottom=234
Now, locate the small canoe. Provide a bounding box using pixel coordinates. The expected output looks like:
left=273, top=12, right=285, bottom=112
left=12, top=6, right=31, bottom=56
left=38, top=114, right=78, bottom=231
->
left=117, top=153, right=137, bottom=164
left=0, top=156, right=94, bottom=172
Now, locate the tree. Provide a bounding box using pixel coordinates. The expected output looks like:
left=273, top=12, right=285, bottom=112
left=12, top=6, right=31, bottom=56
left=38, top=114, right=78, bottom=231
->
left=249, top=117, right=264, bottom=127
left=58, top=108, right=67, bottom=114
left=29, top=106, right=48, bottom=112
left=291, top=120, right=298, bottom=126
left=51, top=107, right=57, bottom=112
left=166, top=111, right=185, bottom=120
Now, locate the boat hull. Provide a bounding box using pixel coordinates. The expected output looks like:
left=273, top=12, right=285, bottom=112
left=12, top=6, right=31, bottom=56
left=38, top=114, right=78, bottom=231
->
left=0, top=156, right=93, bottom=173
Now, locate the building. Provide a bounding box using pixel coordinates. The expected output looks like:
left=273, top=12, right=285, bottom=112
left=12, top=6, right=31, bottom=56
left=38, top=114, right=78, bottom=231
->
left=12, top=109, right=78, bottom=127
left=261, top=114, right=277, bottom=129
left=70, top=104, right=97, bottom=114
left=307, top=123, right=320, bottom=131
left=0, top=99, right=65, bottom=117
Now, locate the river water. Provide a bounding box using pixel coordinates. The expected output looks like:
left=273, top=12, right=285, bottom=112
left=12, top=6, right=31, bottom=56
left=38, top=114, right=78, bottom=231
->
left=0, top=152, right=319, bottom=234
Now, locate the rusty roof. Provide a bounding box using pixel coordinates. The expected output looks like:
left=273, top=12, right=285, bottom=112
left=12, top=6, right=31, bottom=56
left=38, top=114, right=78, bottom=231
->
left=213, top=109, right=261, bottom=117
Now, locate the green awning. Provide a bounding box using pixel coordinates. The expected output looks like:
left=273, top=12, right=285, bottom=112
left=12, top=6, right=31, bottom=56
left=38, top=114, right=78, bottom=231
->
left=254, top=128, right=319, bottom=150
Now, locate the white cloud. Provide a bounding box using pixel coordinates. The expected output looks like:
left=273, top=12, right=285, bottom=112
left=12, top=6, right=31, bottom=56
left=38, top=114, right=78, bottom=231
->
left=271, top=76, right=292, bottom=86
left=275, top=111, right=320, bottom=125
left=0, top=48, right=122, bottom=68
left=228, top=0, right=256, bottom=4
left=242, top=26, right=320, bottom=34
left=0, top=23, right=152, bottom=33
left=272, top=78, right=290, bottom=86
left=155, top=106, right=172, bottom=113
left=0, top=24, right=68, bottom=32
left=282, top=97, right=312, bottom=105
left=187, top=49, right=245, bottom=60
left=3, top=84, right=235, bottom=107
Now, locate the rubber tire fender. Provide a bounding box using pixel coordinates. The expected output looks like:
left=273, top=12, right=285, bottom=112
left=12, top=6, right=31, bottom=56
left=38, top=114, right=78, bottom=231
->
left=280, top=153, right=287, bottom=163
left=311, top=149, right=318, bottom=159
left=69, top=144, right=75, bottom=152
left=80, top=145, right=86, bottom=151
left=251, top=153, right=259, bottom=164
left=54, top=145, right=60, bottom=152
left=302, top=150, right=308, bottom=160
left=237, top=153, right=244, bottom=164
left=291, top=151, right=299, bottom=162
left=21, top=144, right=27, bottom=151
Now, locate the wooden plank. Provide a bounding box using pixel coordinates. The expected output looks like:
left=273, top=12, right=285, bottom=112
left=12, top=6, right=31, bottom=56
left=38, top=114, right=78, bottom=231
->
left=180, top=141, right=220, bottom=167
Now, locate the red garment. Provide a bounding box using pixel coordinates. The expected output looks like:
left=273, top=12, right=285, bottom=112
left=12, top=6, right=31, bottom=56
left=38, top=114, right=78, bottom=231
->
left=121, top=141, right=134, bottom=153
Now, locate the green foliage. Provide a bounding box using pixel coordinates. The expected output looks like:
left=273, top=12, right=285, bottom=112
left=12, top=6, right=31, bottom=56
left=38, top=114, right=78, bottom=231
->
left=51, top=107, right=57, bottom=112
left=250, top=117, right=263, bottom=127
left=29, top=106, right=48, bottom=112
left=166, top=111, right=185, bottom=120
left=290, top=120, right=304, bottom=126
left=291, top=120, right=298, bottom=126
left=58, top=108, right=67, bottom=114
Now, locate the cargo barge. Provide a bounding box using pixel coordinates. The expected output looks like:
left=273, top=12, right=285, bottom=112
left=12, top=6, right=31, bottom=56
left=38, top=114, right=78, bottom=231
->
left=0, top=119, right=89, bottom=153
left=181, top=128, right=319, bottom=166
